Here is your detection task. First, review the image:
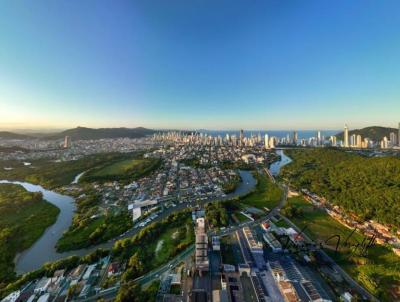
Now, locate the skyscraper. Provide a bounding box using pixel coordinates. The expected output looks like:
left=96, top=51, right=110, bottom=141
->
left=356, top=135, right=362, bottom=148
left=330, top=136, right=337, bottom=146
left=264, top=134, right=269, bottom=149
left=398, top=122, right=400, bottom=147
left=63, top=136, right=71, bottom=148
left=269, top=137, right=275, bottom=148
left=381, top=136, right=388, bottom=149
left=317, top=131, right=321, bottom=145
left=344, top=124, right=349, bottom=148
left=239, top=129, right=244, bottom=146
left=390, top=132, right=397, bottom=146
left=293, top=131, right=298, bottom=145
left=350, top=134, right=356, bottom=147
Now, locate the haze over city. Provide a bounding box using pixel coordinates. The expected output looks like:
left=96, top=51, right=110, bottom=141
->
left=1, top=0, right=400, bottom=130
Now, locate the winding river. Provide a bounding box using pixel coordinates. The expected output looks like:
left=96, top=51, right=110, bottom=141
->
left=0, top=170, right=257, bottom=274
left=0, top=151, right=290, bottom=274
left=269, top=149, right=292, bottom=176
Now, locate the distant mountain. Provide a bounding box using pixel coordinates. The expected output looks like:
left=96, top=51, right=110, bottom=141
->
left=48, top=127, right=155, bottom=140
left=0, top=131, right=32, bottom=140
left=336, top=126, right=398, bottom=142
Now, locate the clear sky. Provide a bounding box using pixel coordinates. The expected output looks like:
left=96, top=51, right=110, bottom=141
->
left=0, top=0, right=399, bottom=130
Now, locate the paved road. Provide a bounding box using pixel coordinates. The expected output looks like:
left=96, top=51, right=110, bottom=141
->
left=78, top=245, right=195, bottom=302
left=135, top=245, right=195, bottom=285
left=210, top=183, right=288, bottom=238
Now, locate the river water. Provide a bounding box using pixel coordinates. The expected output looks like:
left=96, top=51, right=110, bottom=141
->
left=0, top=151, right=291, bottom=274
left=269, top=149, right=292, bottom=176
left=0, top=170, right=257, bottom=274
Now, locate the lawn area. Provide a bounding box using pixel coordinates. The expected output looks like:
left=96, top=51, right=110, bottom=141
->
left=83, top=157, right=160, bottom=182
left=284, top=196, right=400, bottom=301
left=0, top=184, right=60, bottom=284
left=220, top=234, right=244, bottom=265
left=241, top=276, right=258, bottom=302
left=149, top=224, right=193, bottom=267
left=113, top=210, right=195, bottom=282
left=274, top=218, right=291, bottom=228
left=240, top=172, right=283, bottom=210
left=232, top=212, right=251, bottom=223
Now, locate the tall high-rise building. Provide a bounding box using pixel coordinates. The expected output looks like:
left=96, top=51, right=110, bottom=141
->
left=356, top=135, right=362, bottom=148
left=330, top=136, right=337, bottom=146
left=381, top=136, right=388, bottom=149
left=344, top=124, right=349, bottom=148
left=63, top=136, right=71, bottom=148
left=293, top=131, right=298, bottom=145
left=350, top=134, right=356, bottom=147
left=195, top=217, right=209, bottom=274
left=317, top=131, right=321, bottom=145
left=390, top=132, right=397, bottom=146
left=239, top=129, right=244, bottom=146
left=269, top=137, right=275, bottom=149
left=264, top=134, right=269, bottom=149
left=398, top=122, right=400, bottom=147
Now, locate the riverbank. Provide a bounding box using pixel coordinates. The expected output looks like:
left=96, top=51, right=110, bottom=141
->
left=0, top=169, right=257, bottom=275
left=0, top=183, right=60, bottom=284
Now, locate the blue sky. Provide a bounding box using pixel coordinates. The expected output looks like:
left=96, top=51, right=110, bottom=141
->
left=0, top=0, right=399, bottom=130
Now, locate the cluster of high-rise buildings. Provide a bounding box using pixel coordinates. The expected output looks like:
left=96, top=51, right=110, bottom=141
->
left=154, top=123, right=400, bottom=150
left=153, top=131, right=277, bottom=148
left=342, top=123, right=400, bottom=149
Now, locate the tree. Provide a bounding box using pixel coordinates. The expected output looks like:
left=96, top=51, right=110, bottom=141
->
left=115, top=282, right=143, bottom=302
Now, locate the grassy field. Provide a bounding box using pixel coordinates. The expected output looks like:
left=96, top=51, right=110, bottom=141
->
left=220, top=234, right=244, bottom=265
left=90, top=159, right=146, bottom=176
left=82, top=156, right=160, bottom=182
left=284, top=196, right=400, bottom=301
left=113, top=210, right=195, bottom=282
left=240, top=172, right=283, bottom=210
left=232, top=212, right=251, bottom=223
left=149, top=219, right=194, bottom=268
left=0, top=184, right=60, bottom=285
left=0, top=153, right=136, bottom=189
left=241, top=276, right=258, bottom=302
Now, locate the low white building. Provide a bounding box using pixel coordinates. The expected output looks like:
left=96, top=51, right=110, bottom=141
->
left=37, top=293, right=50, bottom=302
left=1, top=291, right=20, bottom=302
left=132, top=207, right=142, bottom=222
left=34, top=277, right=51, bottom=294
left=241, top=154, right=256, bottom=164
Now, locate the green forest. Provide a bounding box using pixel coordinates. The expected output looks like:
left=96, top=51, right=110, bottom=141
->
left=56, top=192, right=132, bottom=252
left=112, top=210, right=194, bottom=283
left=0, top=184, right=59, bottom=286
left=281, top=149, right=400, bottom=227
left=0, top=153, right=140, bottom=189
left=240, top=172, right=283, bottom=210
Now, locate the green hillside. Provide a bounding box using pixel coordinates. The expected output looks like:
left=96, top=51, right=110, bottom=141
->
left=336, top=126, right=397, bottom=142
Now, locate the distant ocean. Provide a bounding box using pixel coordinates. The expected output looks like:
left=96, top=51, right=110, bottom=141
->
left=193, top=130, right=340, bottom=140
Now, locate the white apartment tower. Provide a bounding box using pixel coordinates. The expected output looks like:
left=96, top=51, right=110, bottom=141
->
left=264, top=134, right=269, bottom=149
left=63, top=136, right=71, bottom=148
left=344, top=124, right=349, bottom=148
